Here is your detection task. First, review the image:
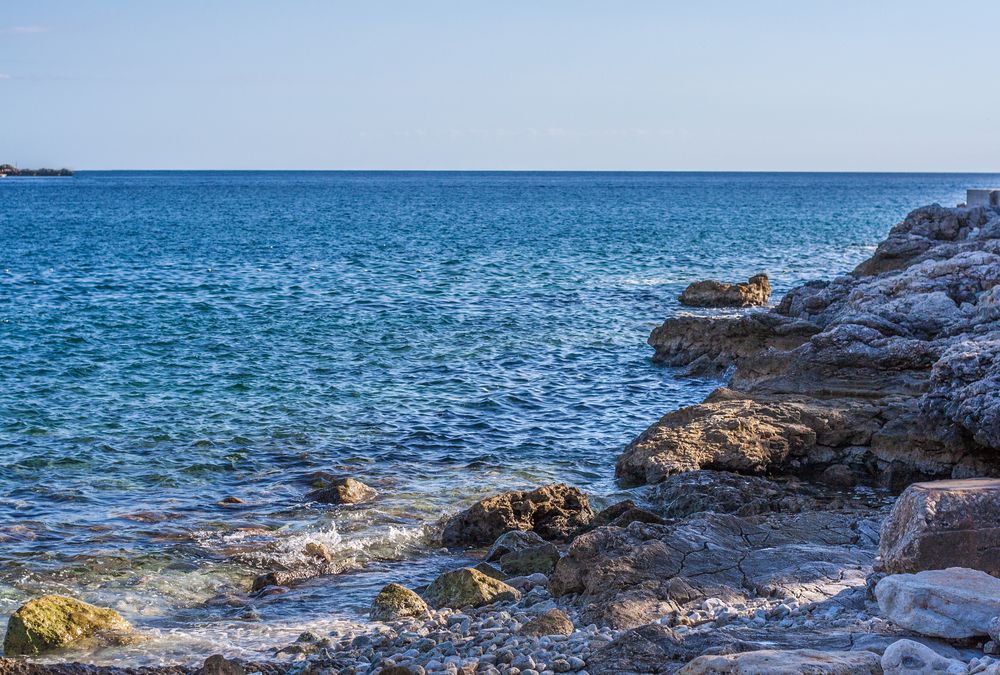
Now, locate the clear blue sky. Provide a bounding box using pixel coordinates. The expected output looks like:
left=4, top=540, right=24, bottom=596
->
left=2, top=1, right=999, bottom=170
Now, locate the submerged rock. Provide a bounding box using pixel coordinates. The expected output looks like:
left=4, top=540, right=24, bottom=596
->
left=423, top=567, right=521, bottom=609
left=2, top=595, right=133, bottom=656
left=875, top=567, right=1000, bottom=638
left=880, top=478, right=1000, bottom=575
left=677, top=648, right=882, bottom=674
left=440, top=483, right=594, bottom=547
left=678, top=273, right=772, bottom=308
left=305, top=476, right=376, bottom=505
left=370, top=583, right=429, bottom=622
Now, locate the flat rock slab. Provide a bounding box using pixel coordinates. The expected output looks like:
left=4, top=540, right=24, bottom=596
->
left=677, top=648, right=882, bottom=674
left=880, top=478, right=1000, bottom=576
left=875, top=567, right=1000, bottom=639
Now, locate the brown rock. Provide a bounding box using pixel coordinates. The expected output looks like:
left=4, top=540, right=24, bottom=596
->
left=441, top=483, right=594, bottom=547
left=196, top=655, right=245, bottom=675
left=520, top=608, right=574, bottom=637
left=678, top=273, right=772, bottom=308
left=880, top=478, right=1000, bottom=575
left=305, top=476, right=376, bottom=504
left=677, top=649, right=882, bottom=674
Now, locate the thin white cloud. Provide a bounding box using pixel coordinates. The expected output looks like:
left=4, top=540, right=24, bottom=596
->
left=0, top=74, right=10, bottom=80
left=3, top=25, right=50, bottom=34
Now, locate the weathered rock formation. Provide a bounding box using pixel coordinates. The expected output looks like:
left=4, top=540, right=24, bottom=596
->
left=441, top=483, right=594, bottom=547
left=875, top=567, right=1000, bottom=639
left=621, top=204, right=1000, bottom=490
left=676, top=648, right=882, bottom=674
left=423, top=567, right=521, bottom=609
left=879, top=478, right=1000, bottom=575
left=679, top=273, right=772, bottom=308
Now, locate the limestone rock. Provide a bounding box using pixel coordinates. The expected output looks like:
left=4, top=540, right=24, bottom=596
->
left=678, top=273, right=772, bottom=308
left=646, top=470, right=820, bottom=518
left=875, top=567, right=1000, bottom=638
left=440, top=483, right=594, bottom=547
left=677, top=648, right=883, bottom=674
left=305, top=476, right=376, bottom=505
left=880, top=478, right=1000, bottom=575
left=423, top=567, right=521, bottom=609
left=3, top=595, right=133, bottom=656
left=370, top=583, right=429, bottom=622
left=881, top=639, right=966, bottom=675
left=519, top=608, right=574, bottom=637
left=625, top=204, right=1000, bottom=489
left=498, top=542, right=560, bottom=576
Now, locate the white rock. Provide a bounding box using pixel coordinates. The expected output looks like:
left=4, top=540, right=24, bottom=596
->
left=875, top=568, right=1000, bottom=638
left=881, top=639, right=968, bottom=675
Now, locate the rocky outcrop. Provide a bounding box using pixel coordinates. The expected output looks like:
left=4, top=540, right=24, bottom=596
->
left=621, top=204, right=1000, bottom=489
left=677, top=648, right=882, bottom=674
left=370, top=583, right=429, bottom=622
left=875, top=567, right=1000, bottom=639
left=440, top=483, right=594, bottom=547
left=880, top=639, right=969, bottom=675
left=496, top=541, right=560, bottom=576
left=550, top=492, right=883, bottom=629
left=880, top=478, right=1000, bottom=575
left=423, top=568, right=521, bottom=609
left=647, top=469, right=823, bottom=518
left=3, top=595, right=133, bottom=656
left=679, top=273, right=772, bottom=308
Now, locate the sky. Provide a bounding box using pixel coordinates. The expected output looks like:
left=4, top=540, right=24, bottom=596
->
left=2, top=1, right=999, bottom=171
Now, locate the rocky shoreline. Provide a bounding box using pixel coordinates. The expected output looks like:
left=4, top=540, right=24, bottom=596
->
left=4, top=201, right=1000, bottom=673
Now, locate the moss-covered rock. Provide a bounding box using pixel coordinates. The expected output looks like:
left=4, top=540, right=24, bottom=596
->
left=424, top=568, right=521, bottom=609
left=3, top=595, right=133, bottom=656
left=369, top=583, right=429, bottom=622
left=473, top=562, right=508, bottom=581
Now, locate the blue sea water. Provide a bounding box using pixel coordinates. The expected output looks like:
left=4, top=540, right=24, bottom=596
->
left=0, top=171, right=994, bottom=663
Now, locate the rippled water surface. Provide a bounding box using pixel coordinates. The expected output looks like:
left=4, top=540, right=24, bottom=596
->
left=0, top=171, right=993, bottom=663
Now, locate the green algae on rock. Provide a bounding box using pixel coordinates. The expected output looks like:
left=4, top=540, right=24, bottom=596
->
left=370, top=583, right=429, bottom=622
left=424, top=568, right=521, bottom=609
left=3, top=594, right=133, bottom=655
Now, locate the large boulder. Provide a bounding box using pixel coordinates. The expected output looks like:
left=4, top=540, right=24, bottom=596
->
left=485, top=530, right=546, bottom=561
left=679, top=273, right=772, bottom=308
left=880, top=639, right=967, bottom=675
left=440, top=483, right=593, bottom=547
left=497, top=542, right=560, bottom=576
left=677, top=649, right=882, bottom=674
left=880, top=478, right=1000, bottom=575
left=3, top=595, right=133, bottom=656
left=369, top=583, right=429, bottom=622
left=875, top=567, right=1000, bottom=639
left=423, top=568, right=521, bottom=609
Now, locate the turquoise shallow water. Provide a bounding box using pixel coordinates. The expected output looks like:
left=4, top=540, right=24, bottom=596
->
left=0, top=171, right=995, bottom=663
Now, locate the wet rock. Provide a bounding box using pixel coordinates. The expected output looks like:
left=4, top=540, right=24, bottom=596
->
left=875, top=567, right=1000, bottom=638
left=678, top=648, right=882, bottom=674
left=880, top=478, right=1000, bottom=575
left=196, top=655, right=245, bottom=675
left=218, top=496, right=245, bottom=505
left=370, top=583, right=429, bottom=622
left=486, top=530, right=547, bottom=561
left=423, top=568, right=521, bottom=609
left=880, top=639, right=966, bottom=675
left=678, top=273, right=772, bottom=308
left=305, top=476, right=376, bottom=504
left=3, top=595, right=133, bottom=656
left=303, top=542, right=333, bottom=562
left=520, top=609, right=574, bottom=637
left=498, top=542, right=560, bottom=576
left=441, top=483, right=594, bottom=547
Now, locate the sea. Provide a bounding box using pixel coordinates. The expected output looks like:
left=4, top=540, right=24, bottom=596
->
left=0, top=171, right=994, bottom=664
